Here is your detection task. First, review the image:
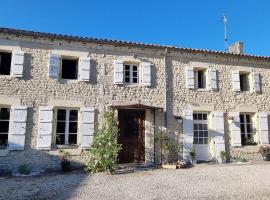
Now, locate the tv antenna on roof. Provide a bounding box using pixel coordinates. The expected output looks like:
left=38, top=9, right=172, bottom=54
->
left=222, top=14, right=228, bottom=51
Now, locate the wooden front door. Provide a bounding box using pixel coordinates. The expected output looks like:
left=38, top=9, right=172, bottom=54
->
left=118, top=109, right=145, bottom=163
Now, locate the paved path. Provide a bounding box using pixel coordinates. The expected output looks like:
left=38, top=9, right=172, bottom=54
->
left=1, top=162, right=270, bottom=200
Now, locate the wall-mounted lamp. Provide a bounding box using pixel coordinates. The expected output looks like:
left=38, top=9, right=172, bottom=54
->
left=174, top=116, right=183, bottom=124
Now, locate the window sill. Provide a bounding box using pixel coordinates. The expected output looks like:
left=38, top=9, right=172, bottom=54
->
left=56, top=145, right=78, bottom=149
left=124, top=83, right=139, bottom=87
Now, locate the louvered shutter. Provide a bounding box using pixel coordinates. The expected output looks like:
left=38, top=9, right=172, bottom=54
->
left=10, top=50, right=25, bottom=77
left=213, top=111, right=225, bottom=162
left=208, top=68, right=218, bottom=90
left=48, top=53, right=60, bottom=79
left=37, top=107, right=53, bottom=150
left=185, top=66, right=194, bottom=89
left=182, top=110, right=193, bottom=160
left=141, top=62, right=151, bottom=86
left=113, top=60, right=123, bottom=84
left=232, top=71, right=240, bottom=91
left=258, top=112, right=269, bottom=144
left=9, top=106, right=27, bottom=150
left=229, top=112, right=241, bottom=146
left=252, top=72, right=261, bottom=93
left=78, top=57, right=91, bottom=81
left=80, top=107, right=95, bottom=148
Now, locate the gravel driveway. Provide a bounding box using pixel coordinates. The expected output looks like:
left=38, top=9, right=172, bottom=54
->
left=1, top=162, right=270, bottom=200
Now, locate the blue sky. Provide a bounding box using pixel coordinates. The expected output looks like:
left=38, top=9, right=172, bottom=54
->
left=0, top=0, right=269, bottom=56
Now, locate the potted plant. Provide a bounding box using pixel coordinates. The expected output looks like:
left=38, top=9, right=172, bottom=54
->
left=259, top=145, right=270, bottom=161
left=189, top=149, right=196, bottom=164
left=59, top=149, right=71, bottom=171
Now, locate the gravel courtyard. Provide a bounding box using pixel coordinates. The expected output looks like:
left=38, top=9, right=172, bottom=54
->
left=1, top=162, right=270, bottom=200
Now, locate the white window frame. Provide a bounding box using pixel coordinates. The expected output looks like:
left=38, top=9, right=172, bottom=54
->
left=124, top=63, right=139, bottom=85
left=55, top=108, right=79, bottom=146
left=0, top=106, right=10, bottom=149
left=240, top=113, right=253, bottom=143
left=193, top=112, right=209, bottom=144
left=194, top=69, right=206, bottom=89
left=239, top=72, right=250, bottom=91
left=60, top=57, right=79, bottom=80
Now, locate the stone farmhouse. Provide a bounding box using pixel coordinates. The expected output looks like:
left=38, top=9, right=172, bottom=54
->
left=0, top=27, right=269, bottom=171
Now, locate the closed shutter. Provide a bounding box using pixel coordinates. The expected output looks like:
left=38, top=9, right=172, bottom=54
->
left=213, top=111, right=225, bottom=162
left=11, top=50, right=25, bottom=77
left=141, top=62, right=151, bottom=86
left=9, top=106, right=27, bottom=150
left=80, top=107, right=95, bottom=148
left=232, top=71, right=240, bottom=91
left=252, top=72, right=261, bottom=93
left=48, top=53, right=60, bottom=79
left=185, top=66, right=194, bottom=89
left=208, top=68, right=218, bottom=90
left=182, top=110, right=193, bottom=160
left=258, top=112, right=269, bottom=144
left=37, top=107, right=53, bottom=150
left=113, top=60, right=123, bottom=84
left=229, top=112, right=241, bottom=146
left=78, top=57, right=91, bottom=81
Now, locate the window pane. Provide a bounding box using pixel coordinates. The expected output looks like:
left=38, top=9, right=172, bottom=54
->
left=203, top=113, right=207, bottom=120
left=193, top=138, right=198, bottom=144
left=193, top=124, right=198, bottom=130
left=198, top=113, right=203, bottom=120
left=69, top=122, right=78, bottom=133
left=246, top=115, right=251, bottom=123
left=125, top=65, right=130, bottom=71
left=199, top=138, right=203, bottom=144
left=69, top=110, right=78, bottom=121
left=193, top=113, right=197, bottom=120
left=61, top=59, right=78, bottom=79
left=203, top=131, right=208, bottom=137
left=0, top=52, right=12, bottom=75
left=125, top=71, right=130, bottom=77
left=240, top=124, right=245, bottom=133
left=246, top=124, right=252, bottom=133
left=199, top=124, right=203, bottom=130
left=133, top=65, right=137, bottom=71
left=0, top=108, right=10, bottom=120
left=56, top=134, right=65, bottom=145
left=133, top=71, right=138, bottom=77
left=57, top=110, right=66, bottom=121
left=203, top=124, right=208, bottom=130
left=199, top=131, right=204, bottom=138
left=68, top=134, right=77, bottom=145
left=247, top=134, right=252, bottom=139
left=240, top=114, right=244, bottom=123
left=125, top=77, right=130, bottom=83
left=0, top=121, right=9, bottom=133
left=0, top=134, right=8, bottom=148
left=204, top=138, right=208, bottom=144
left=133, top=78, right=138, bottom=83
left=194, top=131, right=198, bottom=137
left=56, top=122, right=65, bottom=133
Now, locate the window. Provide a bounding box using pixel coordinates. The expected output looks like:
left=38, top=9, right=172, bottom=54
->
left=124, top=64, right=138, bottom=84
left=56, top=109, right=78, bottom=146
left=0, top=52, right=11, bottom=75
left=240, top=113, right=253, bottom=145
left=0, top=107, right=10, bottom=149
left=193, top=112, right=208, bottom=144
left=194, top=69, right=206, bottom=89
left=61, top=58, right=78, bottom=79
left=240, top=73, right=250, bottom=91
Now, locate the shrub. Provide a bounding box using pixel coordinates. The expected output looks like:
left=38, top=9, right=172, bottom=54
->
left=220, top=150, right=227, bottom=162
left=189, top=149, right=196, bottom=158
left=17, top=165, right=30, bottom=175
left=85, top=109, right=121, bottom=174
left=259, top=145, right=270, bottom=156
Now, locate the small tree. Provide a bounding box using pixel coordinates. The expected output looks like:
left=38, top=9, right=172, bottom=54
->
left=85, top=109, right=122, bottom=174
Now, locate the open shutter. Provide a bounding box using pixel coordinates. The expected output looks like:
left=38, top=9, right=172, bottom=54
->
left=182, top=110, right=193, bottom=160
left=208, top=68, right=217, bottom=90
left=258, top=112, right=269, bottom=144
left=37, top=107, right=53, bottom=150
left=48, top=53, right=60, bottom=79
left=229, top=112, right=241, bottom=146
left=185, top=66, right=194, bottom=89
left=141, top=62, right=151, bottom=86
left=78, top=57, right=91, bottom=81
left=80, top=107, right=95, bottom=148
left=9, top=106, right=27, bottom=150
left=11, top=50, right=25, bottom=77
left=213, top=111, right=225, bottom=162
left=113, top=60, right=123, bottom=84
left=232, top=70, right=240, bottom=91
left=252, top=72, right=261, bottom=93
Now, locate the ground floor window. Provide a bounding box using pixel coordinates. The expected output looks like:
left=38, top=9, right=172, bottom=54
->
left=56, top=109, right=78, bottom=146
left=193, top=112, right=208, bottom=144
left=0, top=107, right=10, bottom=149
left=240, top=113, right=253, bottom=145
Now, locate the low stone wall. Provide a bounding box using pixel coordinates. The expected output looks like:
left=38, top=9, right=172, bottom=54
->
left=230, top=146, right=262, bottom=161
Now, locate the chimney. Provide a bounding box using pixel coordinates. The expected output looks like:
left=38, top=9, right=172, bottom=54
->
left=228, top=41, right=244, bottom=54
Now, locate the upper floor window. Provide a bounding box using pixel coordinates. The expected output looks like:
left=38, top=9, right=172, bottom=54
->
left=194, top=69, right=206, bottom=89
left=0, top=52, right=12, bottom=75
left=56, top=109, right=78, bottom=146
left=61, top=58, right=78, bottom=80
left=239, top=72, right=250, bottom=91
left=0, top=107, right=10, bottom=149
left=124, top=64, right=138, bottom=84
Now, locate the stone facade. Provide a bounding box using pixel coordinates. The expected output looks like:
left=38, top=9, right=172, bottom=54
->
left=0, top=28, right=269, bottom=172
